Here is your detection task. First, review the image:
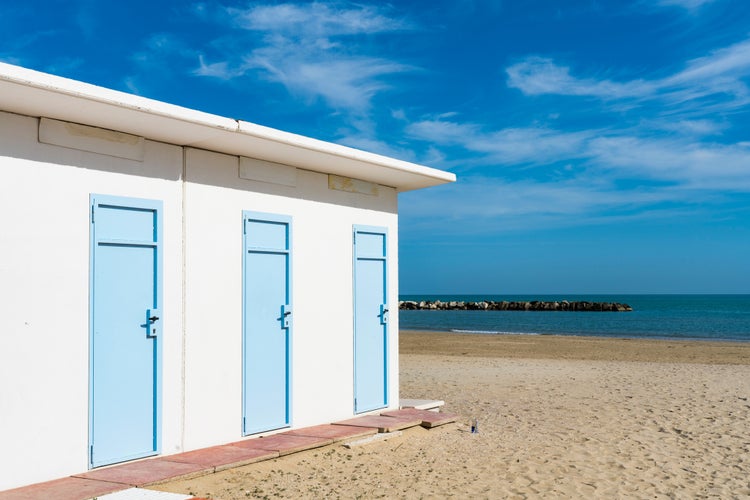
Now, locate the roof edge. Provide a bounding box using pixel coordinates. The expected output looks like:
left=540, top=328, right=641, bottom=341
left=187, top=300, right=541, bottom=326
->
left=0, top=62, right=456, bottom=191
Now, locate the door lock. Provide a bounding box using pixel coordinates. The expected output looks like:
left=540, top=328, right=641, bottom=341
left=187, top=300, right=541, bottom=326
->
left=380, top=304, right=389, bottom=325
left=281, top=304, right=292, bottom=328
left=146, top=309, right=160, bottom=337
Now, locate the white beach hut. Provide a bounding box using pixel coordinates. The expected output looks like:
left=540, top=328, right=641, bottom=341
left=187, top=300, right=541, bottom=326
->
left=0, top=62, right=455, bottom=491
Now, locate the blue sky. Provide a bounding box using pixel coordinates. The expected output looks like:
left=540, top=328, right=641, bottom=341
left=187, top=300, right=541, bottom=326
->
left=3, top=0, right=749, bottom=294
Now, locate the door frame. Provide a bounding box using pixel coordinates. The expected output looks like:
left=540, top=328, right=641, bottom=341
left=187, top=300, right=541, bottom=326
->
left=352, top=225, right=389, bottom=413
left=88, top=193, right=163, bottom=468
left=241, top=210, right=293, bottom=435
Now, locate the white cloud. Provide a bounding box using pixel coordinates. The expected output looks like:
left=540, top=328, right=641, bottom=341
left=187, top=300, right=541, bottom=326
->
left=644, top=118, right=726, bottom=136
left=470, top=128, right=592, bottom=164
left=506, top=38, right=750, bottom=114
left=506, top=57, right=654, bottom=99
left=406, top=120, right=593, bottom=165
left=406, top=31, right=750, bottom=230
left=194, top=56, right=239, bottom=80
left=655, top=0, right=717, bottom=11
left=122, top=76, right=140, bottom=94
left=398, top=173, right=702, bottom=236
left=132, top=33, right=199, bottom=68
left=586, top=136, right=750, bottom=190
left=338, top=134, right=417, bottom=162
left=44, top=57, right=84, bottom=75
left=406, top=114, right=750, bottom=195
left=126, top=33, right=201, bottom=95
left=75, top=5, right=96, bottom=40
left=193, top=2, right=413, bottom=115
left=0, top=55, right=22, bottom=65
left=399, top=128, right=750, bottom=236
left=405, top=119, right=481, bottom=145
left=227, top=2, right=409, bottom=36
left=391, top=109, right=407, bottom=121
left=242, top=45, right=410, bottom=111
left=665, top=38, right=750, bottom=87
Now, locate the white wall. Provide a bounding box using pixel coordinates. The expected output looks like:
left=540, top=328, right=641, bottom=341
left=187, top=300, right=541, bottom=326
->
left=0, top=111, right=400, bottom=490
left=0, top=111, right=185, bottom=490
left=182, top=148, right=399, bottom=450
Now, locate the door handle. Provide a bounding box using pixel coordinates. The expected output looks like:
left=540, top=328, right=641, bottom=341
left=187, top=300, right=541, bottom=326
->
left=281, top=304, right=292, bottom=328
left=146, top=309, right=160, bottom=337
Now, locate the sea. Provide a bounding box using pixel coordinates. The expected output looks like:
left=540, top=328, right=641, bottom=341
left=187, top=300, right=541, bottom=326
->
left=398, top=294, right=750, bottom=342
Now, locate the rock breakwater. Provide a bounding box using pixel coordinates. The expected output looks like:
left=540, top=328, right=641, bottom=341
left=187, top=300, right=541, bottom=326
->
left=399, top=300, right=633, bottom=312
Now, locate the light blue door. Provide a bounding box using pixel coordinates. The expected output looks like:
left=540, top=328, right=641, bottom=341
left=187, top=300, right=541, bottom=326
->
left=243, top=212, right=292, bottom=434
left=89, top=195, right=162, bottom=468
left=353, top=226, right=389, bottom=413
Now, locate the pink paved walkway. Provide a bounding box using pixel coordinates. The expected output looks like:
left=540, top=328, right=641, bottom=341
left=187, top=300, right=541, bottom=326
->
left=0, top=409, right=457, bottom=500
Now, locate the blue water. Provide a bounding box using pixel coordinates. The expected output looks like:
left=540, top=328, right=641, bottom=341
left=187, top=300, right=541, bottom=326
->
left=398, top=295, right=750, bottom=342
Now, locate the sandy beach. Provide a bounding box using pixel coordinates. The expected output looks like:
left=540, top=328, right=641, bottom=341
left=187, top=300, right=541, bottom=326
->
left=154, top=331, right=750, bottom=498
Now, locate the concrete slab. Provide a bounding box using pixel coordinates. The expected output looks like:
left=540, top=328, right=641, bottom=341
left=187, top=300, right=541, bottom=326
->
left=96, top=488, right=194, bottom=499
left=286, top=424, right=378, bottom=443
left=231, top=433, right=332, bottom=456
left=399, top=399, right=445, bottom=411
left=73, top=459, right=207, bottom=487
left=0, top=476, right=125, bottom=500
left=333, top=415, right=422, bottom=433
left=165, top=445, right=279, bottom=472
left=381, top=408, right=459, bottom=428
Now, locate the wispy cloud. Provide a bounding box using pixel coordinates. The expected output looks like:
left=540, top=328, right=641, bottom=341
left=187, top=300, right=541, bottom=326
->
left=665, top=38, right=750, bottom=85
left=193, top=2, right=413, bottom=115
left=0, top=28, right=59, bottom=69
left=44, top=57, right=85, bottom=75
left=238, top=46, right=410, bottom=111
left=506, top=57, right=655, bottom=100
left=400, top=140, right=750, bottom=237
left=399, top=173, right=707, bottom=236
left=506, top=38, right=750, bottom=115
left=337, top=134, right=418, bottom=162
left=402, top=32, right=750, bottom=236
left=226, top=2, right=409, bottom=35
left=75, top=0, right=97, bottom=40
left=586, top=136, right=750, bottom=191
left=406, top=119, right=593, bottom=165
left=194, top=56, right=239, bottom=80
left=644, top=118, right=727, bottom=136
left=654, top=0, right=718, bottom=11
left=124, top=33, right=202, bottom=95
left=410, top=115, right=750, bottom=187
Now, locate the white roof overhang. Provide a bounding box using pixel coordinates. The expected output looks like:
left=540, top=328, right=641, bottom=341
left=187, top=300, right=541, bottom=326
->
left=0, top=63, right=455, bottom=192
